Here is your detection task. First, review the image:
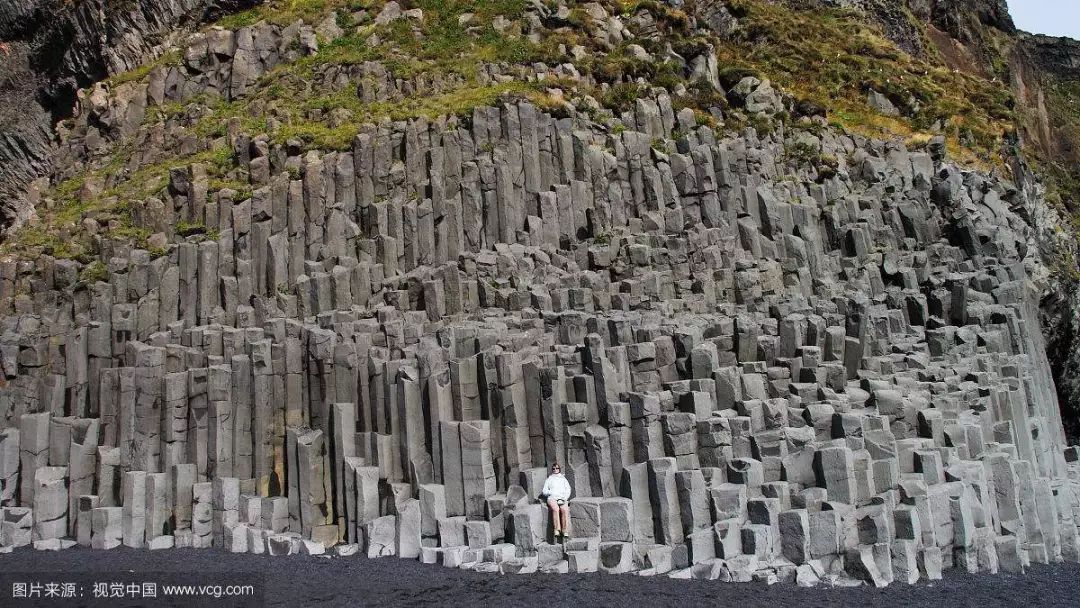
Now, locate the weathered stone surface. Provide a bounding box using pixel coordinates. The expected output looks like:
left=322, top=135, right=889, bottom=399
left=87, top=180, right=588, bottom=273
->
left=31, top=467, right=68, bottom=541
left=91, top=507, right=122, bottom=550
left=366, top=516, right=397, bottom=558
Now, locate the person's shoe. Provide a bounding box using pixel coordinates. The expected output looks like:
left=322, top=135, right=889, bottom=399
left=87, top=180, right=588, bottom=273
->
left=554, top=531, right=562, bottom=541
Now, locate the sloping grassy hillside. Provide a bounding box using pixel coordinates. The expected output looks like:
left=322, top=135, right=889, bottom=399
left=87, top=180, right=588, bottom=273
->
left=0, top=0, right=1051, bottom=260
left=710, top=0, right=1015, bottom=166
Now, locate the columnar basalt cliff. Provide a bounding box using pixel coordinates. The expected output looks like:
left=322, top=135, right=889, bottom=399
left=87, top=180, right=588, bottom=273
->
left=1, top=0, right=1080, bottom=587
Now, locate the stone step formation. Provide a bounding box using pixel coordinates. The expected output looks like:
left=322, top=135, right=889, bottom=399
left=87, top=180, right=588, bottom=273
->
left=2, top=13, right=1080, bottom=588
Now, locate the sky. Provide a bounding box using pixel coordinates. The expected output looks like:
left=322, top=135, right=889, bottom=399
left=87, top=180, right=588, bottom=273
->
left=1007, top=0, right=1080, bottom=39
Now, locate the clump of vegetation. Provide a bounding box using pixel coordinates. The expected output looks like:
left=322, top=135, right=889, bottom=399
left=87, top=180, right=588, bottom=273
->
left=598, top=83, right=649, bottom=113
left=584, top=45, right=682, bottom=87
left=785, top=140, right=840, bottom=182
left=10, top=226, right=80, bottom=260
left=105, top=50, right=181, bottom=87
left=79, top=261, right=109, bottom=284
left=612, top=0, right=690, bottom=31
left=784, top=140, right=821, bottom=166
left=175, top=221, right=208, bottom=237
left=208, top=178, right=254, bottom=202
left=1, top=144, right=237, bottom=259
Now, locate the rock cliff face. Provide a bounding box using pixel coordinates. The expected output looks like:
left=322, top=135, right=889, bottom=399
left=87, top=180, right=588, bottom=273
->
left=997, top=32, right=1080, bottom=441
left=2, top=0, right=1080, bottom=586
left=796, top=0, right=1080, bottom=443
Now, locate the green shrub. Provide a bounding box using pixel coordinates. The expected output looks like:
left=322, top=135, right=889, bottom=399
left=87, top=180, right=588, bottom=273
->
left=79, top=261, right=109, bottom=284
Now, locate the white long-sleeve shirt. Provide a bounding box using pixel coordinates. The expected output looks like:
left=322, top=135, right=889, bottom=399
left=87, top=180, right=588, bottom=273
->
left=542, top=473, right=572, bottom=502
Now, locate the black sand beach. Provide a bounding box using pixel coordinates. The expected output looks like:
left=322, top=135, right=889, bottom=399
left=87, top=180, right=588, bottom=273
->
left=2, top=547, right=1079, bottom=608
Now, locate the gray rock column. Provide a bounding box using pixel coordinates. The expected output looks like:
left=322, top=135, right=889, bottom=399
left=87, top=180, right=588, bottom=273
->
left=460, top=421, right=496, bottom=518
left=76, top=494, right=99, bottom=546
left=649, top=457, right=683, bottom=545
left=96, top=447, right=120, bottom=507
left=440, top=421, right=465, bottom=517
left=122, top=471, right=146, bottom=548
left=621, top=463, right=655, bottom=544
left=172, top=463, right=196, bottom=532
left=0, top=428, right=19, bottom=506
left=814, top=445, right=856, bottom=505
left=18, top=412, right=50, bottom=506
left=212, top=477, right=240, bottom=547
left=145, top=472, right=170, bottom=541
left=330, top=402, right=357, bottom=538
left=192, top=481, right=213, bottom=548
left=32, top=466, right=68, bottom=541
left=91, top=507, right=123, bottom=550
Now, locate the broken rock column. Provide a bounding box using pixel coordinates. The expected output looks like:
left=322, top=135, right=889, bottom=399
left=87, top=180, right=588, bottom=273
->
left=67, top=419, right=100, bottom=536
left=814, top=445, right=856, bottom=505
left=192, top=481, right=213, bottom=548
left=288, top=427, right=335, bottom=543
left=122, top=471, right=146, bottom=548
left=91, top=507, right=122, bottom=550
left=460, top=421, right=495, bottom=519
left=212, top=477, right=240, bottom=547
left=32, top=467, right=69, bottom=541
left=19, top=412, right=50, bottom=506
left=648, top=458, right=683, bottom=545
left=77, top=495, right=99, bottom=546
left=0, top=428, right=18, bottom=506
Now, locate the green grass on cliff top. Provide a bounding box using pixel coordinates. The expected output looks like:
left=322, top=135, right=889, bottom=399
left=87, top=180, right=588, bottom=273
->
left=4, top=0, right=1027, bottom=260
left=212, top=0, right=1017, bottom=165
left=713, top=0, right=1016, bottom=167
left=0, top=0, right=551, bottom=259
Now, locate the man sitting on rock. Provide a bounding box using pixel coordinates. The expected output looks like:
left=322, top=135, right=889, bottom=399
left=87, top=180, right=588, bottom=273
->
left=541, top=463, right=572, bottom=540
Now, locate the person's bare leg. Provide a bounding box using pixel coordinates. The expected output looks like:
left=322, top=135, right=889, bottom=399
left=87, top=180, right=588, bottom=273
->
left=560, top=505, right=571, bottom=537
left=547, top=498, right=562, bottom=536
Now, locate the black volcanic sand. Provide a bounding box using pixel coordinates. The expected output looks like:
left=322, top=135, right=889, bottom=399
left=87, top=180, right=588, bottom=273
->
left=2, top=547, right=1079, bottom=607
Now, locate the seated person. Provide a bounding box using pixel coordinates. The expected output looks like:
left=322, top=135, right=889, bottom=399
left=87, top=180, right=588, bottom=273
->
left=541, top=463, right=572, bottom=539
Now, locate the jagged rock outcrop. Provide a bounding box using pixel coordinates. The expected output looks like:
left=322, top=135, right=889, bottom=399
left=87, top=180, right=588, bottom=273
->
left=1007, top=39, right=1080, bottom=441
left=0, top=0, right=233, bottom=232
left=741, top=0, right=1080, bottom=446
left=1022, top=34, right=1080, bottom=79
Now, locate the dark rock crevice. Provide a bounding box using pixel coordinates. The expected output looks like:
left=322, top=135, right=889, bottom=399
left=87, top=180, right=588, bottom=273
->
left=1042, top=284, right=1080, bottom=442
